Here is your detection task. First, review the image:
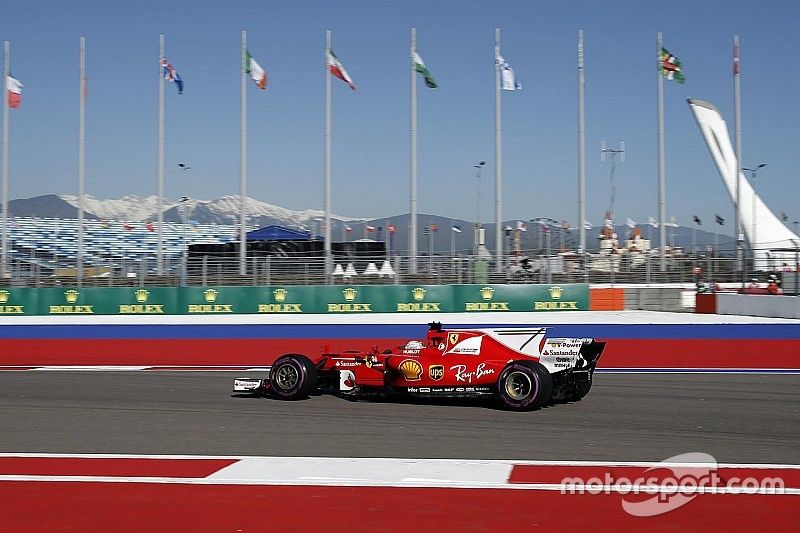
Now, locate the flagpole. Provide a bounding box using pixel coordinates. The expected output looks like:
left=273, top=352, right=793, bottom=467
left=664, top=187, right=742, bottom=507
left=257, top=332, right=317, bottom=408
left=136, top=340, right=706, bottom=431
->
left=78, top=36, right=86, bottom=286
left=451, top=220, right=455, bottom=258
left=157, top=34, right=165, bottom=275
left=657, top=32, right=667, bottom=272
left=577, top=29, right=586, bottom=269
left=1, top=41, right=9, bottom=278
left=494, top=28, right=503, bottom=273
left=240, top=30, right=247, bottom=276
left=409, top=27, right=418, bottom=274
left=733, top=34, right=744, bottom=288
left=324, top=30, right=333, bottom=281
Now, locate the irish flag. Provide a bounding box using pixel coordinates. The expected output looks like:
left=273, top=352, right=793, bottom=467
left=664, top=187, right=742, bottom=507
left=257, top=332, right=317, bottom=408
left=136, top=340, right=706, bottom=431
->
left=6, top=76, right=22, bottom=109
left=245, top=51, right=267, bottom=89
left=326, top=49, right=356, bottom=90
left=413, top=51, right=437, bottom=88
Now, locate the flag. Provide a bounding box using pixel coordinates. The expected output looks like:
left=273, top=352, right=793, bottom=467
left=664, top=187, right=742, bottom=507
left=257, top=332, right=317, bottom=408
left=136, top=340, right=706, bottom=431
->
left=668, top=216, right=679, bottom=228
left=715, top=214, right=725, bottom=225
left=344, top=224, right=352, bottom=232
left=626, top=217, right=637, bottom=229
left=517, top=221, right=527, bottom=232
left=648, top=216, right=659, bottom=228
left=6, top=76, right=22, bottom=108
left=496, top=54, right=521, bottom=91
left=538, top=221, right=550, bottom=232
left=327, top=49, right=356, bottom=90
left=244, top=50, right=267, bottom=90
left=366, top=225, right=376, bottom=233
left=451, top=225, right=462, bottom=233
left=160, top=58, right=183, bottom=94
left=583, top=220, right=593, bottom=230
left=693, top=215, right=702, bottom=225
left=733, top=40, right=740, bottom=76
left=660, top=47, right=686, bottom=83
left=388, top=223, right=396, bottom=234
left=412, top=50, right=437, bottom=89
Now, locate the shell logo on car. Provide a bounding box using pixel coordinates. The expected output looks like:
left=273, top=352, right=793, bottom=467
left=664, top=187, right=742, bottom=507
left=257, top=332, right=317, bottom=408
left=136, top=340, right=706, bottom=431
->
left=398, top=359, right=423, bottom=381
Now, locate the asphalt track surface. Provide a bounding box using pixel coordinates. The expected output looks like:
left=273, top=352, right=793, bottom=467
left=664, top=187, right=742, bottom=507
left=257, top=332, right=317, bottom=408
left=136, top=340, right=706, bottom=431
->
left=1, top=371, right=797, bottom=464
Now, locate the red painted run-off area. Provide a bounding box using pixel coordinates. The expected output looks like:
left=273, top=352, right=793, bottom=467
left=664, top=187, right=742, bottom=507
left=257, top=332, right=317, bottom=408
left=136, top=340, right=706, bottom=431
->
left=0, top=482, right=795, bottom=531
left=0, top=457, right=236, bottom=478
left=0, top=338, right=798, bottom=368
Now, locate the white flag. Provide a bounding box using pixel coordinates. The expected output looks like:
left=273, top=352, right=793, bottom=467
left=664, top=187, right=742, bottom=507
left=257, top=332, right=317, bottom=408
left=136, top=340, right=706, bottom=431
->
left=648, top=216, right=659, bottom=228
left=496, top=54, right=521, bottom=91
left=626, top=217, right=637, bottom=229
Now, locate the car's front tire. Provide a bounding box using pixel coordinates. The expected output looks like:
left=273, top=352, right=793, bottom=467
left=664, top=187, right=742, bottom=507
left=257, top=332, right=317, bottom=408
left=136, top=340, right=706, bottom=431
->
left=497, top=361, right=553, bottom=411
left=269, top=354, right=318, bottom=400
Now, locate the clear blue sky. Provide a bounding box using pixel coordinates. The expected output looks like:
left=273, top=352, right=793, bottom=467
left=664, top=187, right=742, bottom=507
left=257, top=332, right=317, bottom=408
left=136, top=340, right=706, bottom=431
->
left=3, top=0, right=799, bottom=229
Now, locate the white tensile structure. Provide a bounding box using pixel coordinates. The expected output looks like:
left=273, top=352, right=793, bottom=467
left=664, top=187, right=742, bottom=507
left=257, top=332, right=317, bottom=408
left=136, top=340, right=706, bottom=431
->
left=687, top=99, right=799, bottom=270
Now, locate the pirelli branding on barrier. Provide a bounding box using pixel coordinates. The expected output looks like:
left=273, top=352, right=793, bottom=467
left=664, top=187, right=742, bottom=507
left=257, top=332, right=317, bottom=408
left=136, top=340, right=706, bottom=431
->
left=0, top=284, right=588, bottom=315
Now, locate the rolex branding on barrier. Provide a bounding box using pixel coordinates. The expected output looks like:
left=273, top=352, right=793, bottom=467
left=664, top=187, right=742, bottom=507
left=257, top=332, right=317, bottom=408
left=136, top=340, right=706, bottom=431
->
left=258, top=288, right=304, bottom=313
left=0, top=284, right=588, bottom=315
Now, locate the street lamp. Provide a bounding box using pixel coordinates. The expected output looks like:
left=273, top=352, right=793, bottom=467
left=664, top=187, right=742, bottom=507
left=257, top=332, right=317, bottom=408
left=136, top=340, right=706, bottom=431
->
left=742, top=163, right=766, bottom=270
left=474, top=161, right=486, bottom=255
left=178, top=163, right=191, bottom=286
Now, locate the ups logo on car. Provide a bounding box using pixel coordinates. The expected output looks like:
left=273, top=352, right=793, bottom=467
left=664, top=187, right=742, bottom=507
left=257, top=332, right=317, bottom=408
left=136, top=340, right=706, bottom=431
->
left=429, top=365, right=444, bottom=381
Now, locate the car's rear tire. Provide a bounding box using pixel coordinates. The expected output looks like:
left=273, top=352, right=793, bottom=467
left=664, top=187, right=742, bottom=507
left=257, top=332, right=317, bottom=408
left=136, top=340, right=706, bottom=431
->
left=497, top=361, right=553, bottom=411
left=269, top=354, right=318, bottom=400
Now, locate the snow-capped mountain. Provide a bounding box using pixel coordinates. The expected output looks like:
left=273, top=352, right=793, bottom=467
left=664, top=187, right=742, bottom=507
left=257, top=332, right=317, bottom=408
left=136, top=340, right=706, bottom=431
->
left=53, top=194, right=363, bottom=227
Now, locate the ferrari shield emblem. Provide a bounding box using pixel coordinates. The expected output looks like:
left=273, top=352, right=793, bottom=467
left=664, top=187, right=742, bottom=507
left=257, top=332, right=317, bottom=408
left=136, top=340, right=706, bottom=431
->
left=448, top=333, right=459, bottom=345
left=429, top=365, right=444, bottom=381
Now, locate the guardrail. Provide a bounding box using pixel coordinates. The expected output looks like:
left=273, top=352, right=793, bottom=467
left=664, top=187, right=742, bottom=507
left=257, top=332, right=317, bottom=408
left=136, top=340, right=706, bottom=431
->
left=4, top=251, right=795, bottom=289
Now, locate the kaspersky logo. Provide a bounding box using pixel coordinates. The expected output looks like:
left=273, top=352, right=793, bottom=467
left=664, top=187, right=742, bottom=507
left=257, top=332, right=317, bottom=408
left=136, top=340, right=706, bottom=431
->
left=328, top=287, right=372, bottom=313
left=119, top=288, right=164, bottom=314
left=188, top=288, right=233, bottom=313
left=0, top=289, right=24, bottom=314
left=50, top=289, right=94, bottom=314
left=397, top=286, right=441, bottom=312
left=258, top=287, right=303, bottom=313
left=534, top=285, right=578, bottom=311
left=465, top=286, right=509, bottom=312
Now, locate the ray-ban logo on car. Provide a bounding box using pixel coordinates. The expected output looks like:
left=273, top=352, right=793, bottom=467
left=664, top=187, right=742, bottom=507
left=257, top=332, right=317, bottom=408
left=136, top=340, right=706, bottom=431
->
left=428, top=365, right=444, bottom=381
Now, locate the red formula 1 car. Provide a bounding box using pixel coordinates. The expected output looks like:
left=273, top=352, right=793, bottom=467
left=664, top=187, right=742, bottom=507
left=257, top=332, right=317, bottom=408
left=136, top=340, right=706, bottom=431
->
left=233, top=322, right=605, bottom=411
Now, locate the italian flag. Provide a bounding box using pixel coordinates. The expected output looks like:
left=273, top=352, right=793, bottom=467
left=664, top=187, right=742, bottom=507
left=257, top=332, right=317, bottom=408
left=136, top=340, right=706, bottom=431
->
left=660, top=47, right=686, bottom=83
left=6, top=76, right=22, bottom=109
left=413, top=51, right=437, bottom=88
left=326, top=49, right=356, bottom=90
left=245, top=51, right=267, bottom=89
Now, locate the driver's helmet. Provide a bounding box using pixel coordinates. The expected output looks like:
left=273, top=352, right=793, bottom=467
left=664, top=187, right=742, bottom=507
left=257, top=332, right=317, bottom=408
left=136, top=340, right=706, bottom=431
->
left=404, top=340, right=424, bottom=351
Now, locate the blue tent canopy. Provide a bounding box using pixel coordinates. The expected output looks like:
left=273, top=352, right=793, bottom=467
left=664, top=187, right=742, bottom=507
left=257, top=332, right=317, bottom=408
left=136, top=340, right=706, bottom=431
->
left=246, top=225, right=312, bottom=241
